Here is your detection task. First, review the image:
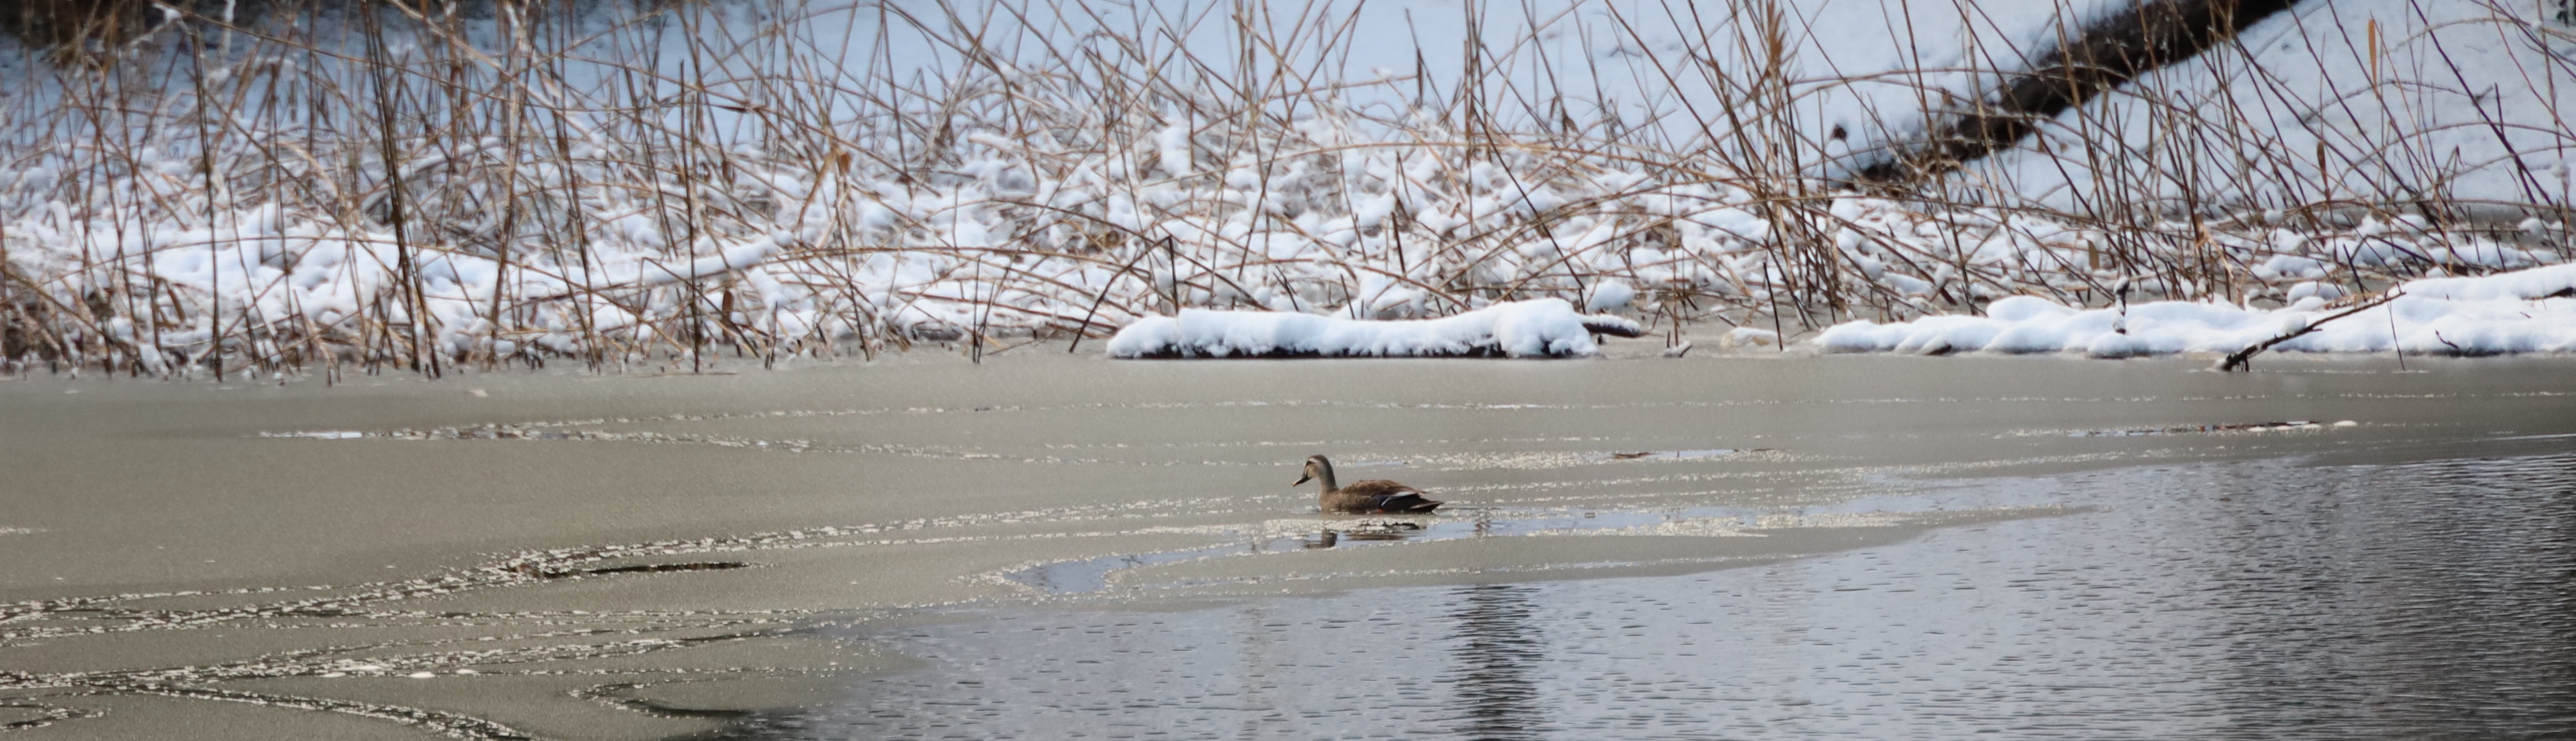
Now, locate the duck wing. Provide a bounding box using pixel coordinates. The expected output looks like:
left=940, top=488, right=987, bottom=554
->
left=1334, top=480, right=1443, bottom=513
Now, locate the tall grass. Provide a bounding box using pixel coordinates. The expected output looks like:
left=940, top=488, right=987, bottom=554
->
left=0, top=0, right=2567, bottom=377
left=4, top=0, right=154, bottom=58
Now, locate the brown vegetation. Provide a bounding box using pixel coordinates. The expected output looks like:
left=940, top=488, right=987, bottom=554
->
left=0, top=0, right=2565, bottom=377
left=3, top=0, right=153, bottom=57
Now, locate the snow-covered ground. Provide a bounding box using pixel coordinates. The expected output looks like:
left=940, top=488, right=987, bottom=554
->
left=1, top=0, right=2571, bottom=373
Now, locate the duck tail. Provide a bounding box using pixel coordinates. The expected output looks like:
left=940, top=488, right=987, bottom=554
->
left=1404, top=499, right=1444, bottom=513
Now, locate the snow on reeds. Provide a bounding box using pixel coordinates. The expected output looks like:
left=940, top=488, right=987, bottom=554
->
left=0, top=0, right=2570, bottom=378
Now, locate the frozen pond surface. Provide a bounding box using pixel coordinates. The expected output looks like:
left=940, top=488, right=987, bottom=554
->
left=737, top=452, right=2576, bottom=740
left=3, top=352, right=2573, bottom=740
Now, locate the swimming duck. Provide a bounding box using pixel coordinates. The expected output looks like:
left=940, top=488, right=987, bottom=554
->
left=1294, top=455, right=1443, bottom=513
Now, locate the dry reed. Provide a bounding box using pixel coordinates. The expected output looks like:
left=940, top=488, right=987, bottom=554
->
left=0, top=0, right=2567, bottom=377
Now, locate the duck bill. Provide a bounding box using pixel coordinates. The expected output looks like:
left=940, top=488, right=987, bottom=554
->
left=1292, top=473, right=1312, bottom=487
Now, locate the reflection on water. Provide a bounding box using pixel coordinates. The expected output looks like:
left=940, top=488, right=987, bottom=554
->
left=2180, top=454, right=2576, bottom=735
left=996, top=523, right=1433, bottom=593
left=1300, top=523, right=1423, bottom=550
left=725, top=451, right=2576, bottom=740
left=994, top=497, right=2051, bottom=596
left=1448, top=584, right=1545, bottom=741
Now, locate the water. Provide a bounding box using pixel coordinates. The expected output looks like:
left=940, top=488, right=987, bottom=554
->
left=997, top=483, right=2069, bottom=596
left=4, top=352, right=2574, bottom=740
left=733, top=452, right=2576, bottom=740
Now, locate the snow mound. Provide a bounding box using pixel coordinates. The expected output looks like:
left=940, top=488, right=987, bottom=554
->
left=1108, top=299, right=1643, bottom=359
left=1817, top=264, right=2576, bottom=358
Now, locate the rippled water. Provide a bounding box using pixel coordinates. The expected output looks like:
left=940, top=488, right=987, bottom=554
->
left=728, top=451, right=2576, bottom=740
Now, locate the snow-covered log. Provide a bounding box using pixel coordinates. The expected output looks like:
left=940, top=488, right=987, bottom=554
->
left=1107, top=299, right=1643, bottom=359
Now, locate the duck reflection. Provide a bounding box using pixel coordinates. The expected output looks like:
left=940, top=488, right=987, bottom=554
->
left=1446, top=583, right=1545, bottom=740
left=1299, top=521, right=1425, bottom=549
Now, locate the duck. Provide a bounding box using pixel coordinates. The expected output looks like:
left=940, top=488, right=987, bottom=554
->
left=1294, top=455, right=1443, bottom=513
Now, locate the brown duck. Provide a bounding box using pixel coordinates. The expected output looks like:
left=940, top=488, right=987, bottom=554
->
left=1295, top=455, right=1442, bottom=513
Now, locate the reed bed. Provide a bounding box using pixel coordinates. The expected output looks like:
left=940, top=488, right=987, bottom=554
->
left=0, top=0, right=2568, bottom=377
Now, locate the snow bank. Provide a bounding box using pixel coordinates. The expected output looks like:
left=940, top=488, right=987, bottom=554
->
left=1107, top=299, right=1643, bottom=359
left=1817, top=264, right=2576, bottom=358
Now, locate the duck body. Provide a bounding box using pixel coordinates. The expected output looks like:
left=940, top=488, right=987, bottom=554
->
left=1296, top=455, right=1443, bottom=513
left=1320, top=480, right=1444, bottom=513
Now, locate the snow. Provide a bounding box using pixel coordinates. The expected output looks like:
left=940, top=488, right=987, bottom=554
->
left=1108, top=299, right=1641, bottom=359
left=1585, top=281, right=1637, bottom=313
left=1817, top=263, right=2576, bottom=358
left=622, top=237, right=784, bottom=290
left=1721, top=327, right=1782, bottom=348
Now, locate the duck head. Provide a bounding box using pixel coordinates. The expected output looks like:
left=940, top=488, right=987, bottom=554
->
left=1292, top=455, right=1333, bottom=488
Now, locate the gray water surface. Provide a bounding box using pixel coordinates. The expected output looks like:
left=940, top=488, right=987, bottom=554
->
left=734, top=451, right=2576, bottom=740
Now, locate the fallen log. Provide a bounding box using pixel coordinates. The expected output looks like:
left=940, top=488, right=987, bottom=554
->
left=1855, top=0, right=2299, bottom=184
